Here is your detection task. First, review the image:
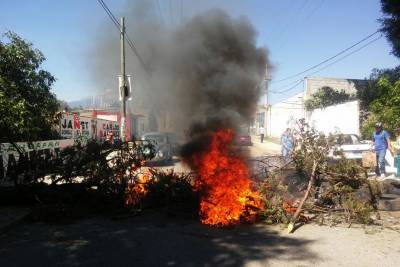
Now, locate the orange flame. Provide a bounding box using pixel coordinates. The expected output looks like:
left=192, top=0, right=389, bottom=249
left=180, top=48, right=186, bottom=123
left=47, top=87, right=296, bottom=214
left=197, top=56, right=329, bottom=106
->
left=193, top=129, right=263, bottom=227
left=125, top=170, right=151, bottom=207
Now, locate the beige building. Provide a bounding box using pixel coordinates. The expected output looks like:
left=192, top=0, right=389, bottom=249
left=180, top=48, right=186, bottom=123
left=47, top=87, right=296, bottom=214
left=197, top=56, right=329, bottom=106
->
left=304, top=76, right=365, bottom=99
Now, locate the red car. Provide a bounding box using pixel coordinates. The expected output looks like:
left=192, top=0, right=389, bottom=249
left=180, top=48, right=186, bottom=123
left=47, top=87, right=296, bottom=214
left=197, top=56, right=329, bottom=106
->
left=234, top=133, right=252, bottom=146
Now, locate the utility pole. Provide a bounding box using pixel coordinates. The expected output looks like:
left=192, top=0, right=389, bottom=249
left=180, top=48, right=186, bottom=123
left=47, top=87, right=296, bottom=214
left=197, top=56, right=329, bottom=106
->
left=120, top=17, right=126, bottom=142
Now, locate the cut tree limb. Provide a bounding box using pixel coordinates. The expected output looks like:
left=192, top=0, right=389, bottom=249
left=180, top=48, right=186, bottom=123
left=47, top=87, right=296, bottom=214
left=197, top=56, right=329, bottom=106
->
left=288, top=160, right=317, bottom=233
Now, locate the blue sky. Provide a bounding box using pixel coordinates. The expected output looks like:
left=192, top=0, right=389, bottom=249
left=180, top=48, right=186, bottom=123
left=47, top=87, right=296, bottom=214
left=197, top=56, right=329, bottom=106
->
left=1, top=0, right=398, bottom=103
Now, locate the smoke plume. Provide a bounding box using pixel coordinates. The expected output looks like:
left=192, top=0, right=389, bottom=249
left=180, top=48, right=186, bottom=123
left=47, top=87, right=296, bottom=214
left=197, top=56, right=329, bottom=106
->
left=90, top=2, right=269, bottom=160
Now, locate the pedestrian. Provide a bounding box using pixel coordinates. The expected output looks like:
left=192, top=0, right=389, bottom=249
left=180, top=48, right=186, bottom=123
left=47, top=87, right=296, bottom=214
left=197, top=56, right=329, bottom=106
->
left=372, top=122, right=392, bottom=178
left=391, top=127, right=400, bottom=177
left=281, top=128, right=294, bottom=161
left=259, top=126, right=265, bottom=143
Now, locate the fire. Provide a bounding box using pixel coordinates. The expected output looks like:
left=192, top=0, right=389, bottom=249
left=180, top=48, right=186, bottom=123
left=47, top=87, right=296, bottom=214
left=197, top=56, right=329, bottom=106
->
left=125, top=168, right=151, bottom=207
left=193, top=129, right=263, bottom=227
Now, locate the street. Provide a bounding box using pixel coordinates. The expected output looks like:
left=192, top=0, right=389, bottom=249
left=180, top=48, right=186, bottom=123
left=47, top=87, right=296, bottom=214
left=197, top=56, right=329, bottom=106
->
left=1, top=213, right=399, bottom=267
left=159, top=136, right=281, bottom=173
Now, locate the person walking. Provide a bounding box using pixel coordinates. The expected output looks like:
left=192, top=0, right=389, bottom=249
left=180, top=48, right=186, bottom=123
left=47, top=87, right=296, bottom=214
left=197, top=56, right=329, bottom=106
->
left=372, top=122, right=391, bottom=177
left=391, top=127, right=400, bottom=177
left=281, top=128, right=294, bottom=161
left=259, top=126, right=265, bottom=143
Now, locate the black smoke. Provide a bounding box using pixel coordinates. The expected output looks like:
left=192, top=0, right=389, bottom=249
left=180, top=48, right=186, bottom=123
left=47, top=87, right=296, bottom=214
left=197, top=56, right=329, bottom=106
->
left=90, top=3, right=269, bottom=163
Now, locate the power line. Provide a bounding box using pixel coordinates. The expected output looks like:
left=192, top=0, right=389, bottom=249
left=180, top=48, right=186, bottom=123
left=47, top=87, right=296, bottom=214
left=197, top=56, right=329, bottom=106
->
left=273, top=0, right=309, bottom=44
left=275, top=78, right=303, bottom=90
left=306, top=35, right=383, bottom=77
left=275, top=0, right=310, bottom=49
left=272, top=30, right=381, bottom=83
left=97, top=0, right=119, bottom=29
left=270, top=34, right=382, bottom=96
left=97, top=0, right=151, bottom=75
left=270, top=79, right=304, bottom=94
left=304, top=0, right=325, bottom=21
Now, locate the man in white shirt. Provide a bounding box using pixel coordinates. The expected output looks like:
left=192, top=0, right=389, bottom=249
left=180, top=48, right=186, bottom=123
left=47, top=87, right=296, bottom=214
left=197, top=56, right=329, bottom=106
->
left=259, top=126, right=265, bottom=143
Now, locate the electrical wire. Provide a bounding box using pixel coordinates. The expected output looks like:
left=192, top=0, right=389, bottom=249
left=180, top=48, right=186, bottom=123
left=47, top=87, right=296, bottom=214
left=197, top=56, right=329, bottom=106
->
left=97, top=0, right=151, bottom=75
left=305, top=35, right=383, bottom=77
left=270, top=79, right=304, bottom=94
left=97, top=0, right=119, bottom=29
left=270, top=34, right=382, bottom=96
left=271, top=30, right=381, bottom=83
left=304, top=0, right=325, bottom=21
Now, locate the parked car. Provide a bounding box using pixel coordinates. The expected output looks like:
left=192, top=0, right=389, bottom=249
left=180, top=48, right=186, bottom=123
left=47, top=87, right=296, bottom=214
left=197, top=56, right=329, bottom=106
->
left=234, top=129, right=252, bottom=146
left=164, top=132, right=183, bottom=156
left=141, top=132, right=173, bottom=163
left=330, top=134, right=371, bottom=160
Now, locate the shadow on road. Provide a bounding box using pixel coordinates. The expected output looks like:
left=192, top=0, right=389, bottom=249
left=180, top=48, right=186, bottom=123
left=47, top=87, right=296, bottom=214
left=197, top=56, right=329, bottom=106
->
left=0, top=213, right=319, bottom=266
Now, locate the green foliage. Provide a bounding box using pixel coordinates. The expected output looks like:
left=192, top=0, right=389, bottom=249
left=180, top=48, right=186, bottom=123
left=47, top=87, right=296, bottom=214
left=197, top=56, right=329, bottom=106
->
left=342, top=196, right=374, bottom=225
left=320, top=156, right=370, bottom=206
left=361, top=76, right=400, bottom=136
left=3, top=140, right=157, bottom=222
left=0, top=31, right=59, bottom=143
left=304, top=86, right=354, bottom=111
left=380, top=0, right=400, bottom=58
left=286, top=119, right=378, bottom=226
left=291, top=119, right=332, bottom=175
left=258, top=173, right=291, bottom=224
left=144, top=170, right=199, bottom=216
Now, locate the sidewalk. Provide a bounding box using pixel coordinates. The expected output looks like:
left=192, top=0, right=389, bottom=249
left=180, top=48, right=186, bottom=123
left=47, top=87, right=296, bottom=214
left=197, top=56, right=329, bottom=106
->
left=251, top=135, right=281, bottom=155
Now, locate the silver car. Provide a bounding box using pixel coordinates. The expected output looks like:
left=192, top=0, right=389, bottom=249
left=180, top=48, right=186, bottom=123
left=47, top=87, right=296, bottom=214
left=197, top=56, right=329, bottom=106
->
left=330, top=134, right=371, bottom=160
left=141, top=132, right=173, bottom=162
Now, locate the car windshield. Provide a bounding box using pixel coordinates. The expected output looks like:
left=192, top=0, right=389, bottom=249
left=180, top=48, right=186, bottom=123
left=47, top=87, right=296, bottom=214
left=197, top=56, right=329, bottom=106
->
left=238, top=127, right=250, bottom=135
left=335, top=134, right=360, bottom=145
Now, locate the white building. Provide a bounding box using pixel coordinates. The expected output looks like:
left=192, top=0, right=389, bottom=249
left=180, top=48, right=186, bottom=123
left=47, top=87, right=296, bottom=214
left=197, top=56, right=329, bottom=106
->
left=265, top=76, right=366, bottom=137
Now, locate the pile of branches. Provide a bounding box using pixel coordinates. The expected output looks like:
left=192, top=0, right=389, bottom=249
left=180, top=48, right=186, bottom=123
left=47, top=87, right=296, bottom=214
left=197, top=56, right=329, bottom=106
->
left=2, top=140, right=156, bottom=222
left=127, top=169, right=199, bottom=218
left=257, top=119, right=380, bottom=232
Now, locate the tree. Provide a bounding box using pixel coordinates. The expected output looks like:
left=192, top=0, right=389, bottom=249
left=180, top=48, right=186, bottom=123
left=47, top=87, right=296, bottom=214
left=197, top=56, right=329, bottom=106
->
left=57, top=100, right=70, bottom=112
left=380, top=0, right=400, bottom=58
left=304, top=86, right=354, bottom=111
left=0, top=31, right=59, bottom=143
left=361, top=76, right=400, bottom=137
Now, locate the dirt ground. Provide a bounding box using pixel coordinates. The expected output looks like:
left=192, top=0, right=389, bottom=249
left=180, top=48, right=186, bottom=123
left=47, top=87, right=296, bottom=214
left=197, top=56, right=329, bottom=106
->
left=0, top=213, right=399, bottom=267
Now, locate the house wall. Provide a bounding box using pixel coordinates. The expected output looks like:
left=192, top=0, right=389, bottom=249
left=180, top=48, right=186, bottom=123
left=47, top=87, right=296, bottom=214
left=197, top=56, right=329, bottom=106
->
left=266, top=92, right=304, bottom=137
left=307, top=100, right=360, bottom=135
left=266, top=90, right=360, bottom=137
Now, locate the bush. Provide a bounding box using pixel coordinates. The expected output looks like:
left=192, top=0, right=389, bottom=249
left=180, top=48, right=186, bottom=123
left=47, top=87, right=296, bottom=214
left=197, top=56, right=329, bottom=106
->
left=304, top=86, right=354, bottom=111
left=258, top=173, right=291, bottom=224
left=3, top=139, right=156, bottom=222
left=284, top=119, right=379, bottom=228
left=139, top=170, right=199, bottom=217
left=342, top=196, right=374, bottom=225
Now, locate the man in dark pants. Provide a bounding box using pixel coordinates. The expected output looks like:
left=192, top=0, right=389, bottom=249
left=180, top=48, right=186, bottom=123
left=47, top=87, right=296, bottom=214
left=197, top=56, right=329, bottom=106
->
left=259, top=126, right=265, bottom=143
left=372, top=122, right=391, bottom=178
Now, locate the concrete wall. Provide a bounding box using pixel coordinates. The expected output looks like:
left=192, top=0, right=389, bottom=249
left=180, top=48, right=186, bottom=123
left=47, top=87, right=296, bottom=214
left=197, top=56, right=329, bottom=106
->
left=266, top=92, right=304, bottom=137
left=266, top=93, right=360, bottom=137
left=307, top=100, right=360, bottom=135
left=304, top=76, right=365, bottom=99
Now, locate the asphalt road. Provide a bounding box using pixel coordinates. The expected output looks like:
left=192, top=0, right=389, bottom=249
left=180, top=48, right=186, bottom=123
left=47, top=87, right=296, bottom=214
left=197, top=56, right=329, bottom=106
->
left=1, top=213, right=399, bottom=267
left=156, top=138, right=281, bottom=173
